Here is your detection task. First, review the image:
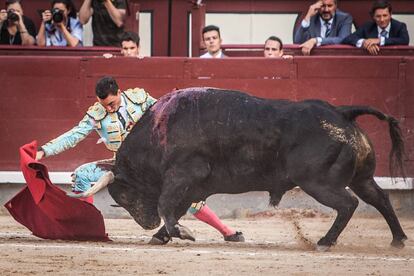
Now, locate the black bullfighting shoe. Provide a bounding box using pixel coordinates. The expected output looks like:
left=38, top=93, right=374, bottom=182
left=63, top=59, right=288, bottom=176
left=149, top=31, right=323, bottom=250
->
left=224, top=231, right=245, bottom=242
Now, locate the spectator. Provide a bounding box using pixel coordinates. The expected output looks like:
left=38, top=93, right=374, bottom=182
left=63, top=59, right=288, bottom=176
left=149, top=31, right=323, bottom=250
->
left=264, top=36, right=293, bottom=59
left=0, top=0, right=36, bottom=45
left=120, top=31, right=141, bottom=57
left=37, top=0, right=82, bottom=47
left=35, top=76, right=245, bottom=244
left=103, top=31, right=142, bottom=58
left=200, top=25, right=226, bottom=58
left=79, top=0, right=126, bottom=47
left=294, top=0, right=352, bottom=55
left=342, top=0, right=409, bottom=55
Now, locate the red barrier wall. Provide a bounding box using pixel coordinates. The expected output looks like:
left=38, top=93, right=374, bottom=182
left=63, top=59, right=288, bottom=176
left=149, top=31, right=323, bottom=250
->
left=0, top=56, right=412, bottom=177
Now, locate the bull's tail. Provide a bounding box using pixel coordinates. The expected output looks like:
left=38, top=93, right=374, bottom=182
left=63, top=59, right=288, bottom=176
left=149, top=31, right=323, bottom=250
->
left=338, top=105, right=406, bottom=179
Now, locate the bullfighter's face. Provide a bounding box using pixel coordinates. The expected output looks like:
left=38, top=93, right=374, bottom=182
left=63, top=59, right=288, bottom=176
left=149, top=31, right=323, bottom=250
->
left=373, top=7, right=391, bottom=29
left=98, top=89, right=122, bottom=113
left=203, top=30, right=222, bottom=56
left=319, top=0, right=337, bottom=21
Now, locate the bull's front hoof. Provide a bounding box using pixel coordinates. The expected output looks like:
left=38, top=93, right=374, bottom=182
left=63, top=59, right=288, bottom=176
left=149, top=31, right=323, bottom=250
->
left=149, top=235, right=171, bottom=245
left=391, top=239, right=405, bottom=249
left=176, top=224, right=195, bottom=241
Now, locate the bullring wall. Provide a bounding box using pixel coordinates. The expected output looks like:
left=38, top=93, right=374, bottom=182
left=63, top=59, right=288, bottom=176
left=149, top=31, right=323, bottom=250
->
left=1, top=55, right=413, bottom=177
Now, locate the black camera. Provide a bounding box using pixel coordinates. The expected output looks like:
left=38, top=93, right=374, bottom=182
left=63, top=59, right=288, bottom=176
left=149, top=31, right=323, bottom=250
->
left=51, top=8, right=64, bottom=23
left=7, top=10, right=19, bottom=22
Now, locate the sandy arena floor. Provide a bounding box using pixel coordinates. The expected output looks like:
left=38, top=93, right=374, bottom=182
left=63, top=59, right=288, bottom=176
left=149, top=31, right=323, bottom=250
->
left=1, top=209, right=413, bottom=275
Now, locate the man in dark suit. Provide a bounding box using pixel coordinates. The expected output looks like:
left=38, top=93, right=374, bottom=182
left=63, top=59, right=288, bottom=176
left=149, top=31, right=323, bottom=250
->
left=343, top=0, right=410, bottom=55
left=294, top=0, right=353, bottom=55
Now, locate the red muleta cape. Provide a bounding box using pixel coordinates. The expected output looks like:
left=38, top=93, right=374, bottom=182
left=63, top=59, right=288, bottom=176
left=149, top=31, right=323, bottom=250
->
left=4, top=141, right=110, bottom=241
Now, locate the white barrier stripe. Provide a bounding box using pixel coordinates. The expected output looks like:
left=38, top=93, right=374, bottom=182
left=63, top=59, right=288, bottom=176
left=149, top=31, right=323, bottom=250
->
left=0, top=171, right=412, bottom=189
left=0, top=171, right=72, bottom=184
left=0, top=243, right=412, bottom=262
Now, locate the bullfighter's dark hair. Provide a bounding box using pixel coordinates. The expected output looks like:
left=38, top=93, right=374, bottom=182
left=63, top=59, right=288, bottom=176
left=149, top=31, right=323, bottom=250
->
left=265, top=36, right=283, bottom=50
left=121, top=31, right=140, bottom=46
left=202, top=25, right=221, bottom=38
left=370, top=0, right=392, bottom=17
left=95, top=76, right=119, bottom=99
left=51, top=0, right=77, bottom=18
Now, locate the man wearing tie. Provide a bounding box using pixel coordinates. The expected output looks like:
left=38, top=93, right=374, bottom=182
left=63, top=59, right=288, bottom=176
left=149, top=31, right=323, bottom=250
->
left=343, top=0, right=409, bottom=55
left=294, top=0, right=353, bottom=55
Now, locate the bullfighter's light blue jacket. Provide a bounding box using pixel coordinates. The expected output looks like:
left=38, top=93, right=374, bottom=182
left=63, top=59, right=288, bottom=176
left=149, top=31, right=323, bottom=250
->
left=41, top=88, right=157, bottom=157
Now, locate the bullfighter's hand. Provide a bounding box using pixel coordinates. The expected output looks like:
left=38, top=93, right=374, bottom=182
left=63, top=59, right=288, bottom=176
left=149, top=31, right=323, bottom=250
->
left=36, top=150, right=45, bottom=161
left=300, top=38, right=317, bottom=56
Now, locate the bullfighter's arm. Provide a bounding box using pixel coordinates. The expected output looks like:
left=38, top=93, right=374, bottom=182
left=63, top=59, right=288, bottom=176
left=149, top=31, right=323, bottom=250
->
left=40, top=115, right=95, bottom=157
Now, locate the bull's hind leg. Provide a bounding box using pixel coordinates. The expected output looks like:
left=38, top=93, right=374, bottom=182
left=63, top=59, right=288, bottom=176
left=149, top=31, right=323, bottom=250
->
left=349, top=178, right=407, bottom=248
left=301, top=185, right=359, bottom=250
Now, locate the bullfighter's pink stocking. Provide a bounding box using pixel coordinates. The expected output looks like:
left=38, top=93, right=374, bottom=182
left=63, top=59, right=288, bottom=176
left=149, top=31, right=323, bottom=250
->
left=193, top=204, right=235, bottom=237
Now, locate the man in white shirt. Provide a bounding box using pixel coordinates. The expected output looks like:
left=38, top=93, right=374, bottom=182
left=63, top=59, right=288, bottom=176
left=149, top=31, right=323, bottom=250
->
left=200, top=25, right=226, bottom=58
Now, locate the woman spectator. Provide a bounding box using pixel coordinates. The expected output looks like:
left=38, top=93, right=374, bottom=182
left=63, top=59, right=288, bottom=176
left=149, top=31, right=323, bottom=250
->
left=0, top=0, right=36, bottom=45
left=37, top=0, right=82, bottom=47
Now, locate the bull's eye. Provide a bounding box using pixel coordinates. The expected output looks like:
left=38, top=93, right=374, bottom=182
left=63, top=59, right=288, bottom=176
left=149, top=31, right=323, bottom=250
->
left=118, top=193, right=130, bottom=205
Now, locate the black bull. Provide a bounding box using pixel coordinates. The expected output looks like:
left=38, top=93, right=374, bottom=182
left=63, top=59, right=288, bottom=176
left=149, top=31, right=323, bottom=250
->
left=108, top=87, right=407, bottom=249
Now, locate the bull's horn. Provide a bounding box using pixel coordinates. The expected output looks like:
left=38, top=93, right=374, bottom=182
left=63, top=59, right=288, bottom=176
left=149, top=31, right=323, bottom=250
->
left=68, top=171, right=114, bottom=198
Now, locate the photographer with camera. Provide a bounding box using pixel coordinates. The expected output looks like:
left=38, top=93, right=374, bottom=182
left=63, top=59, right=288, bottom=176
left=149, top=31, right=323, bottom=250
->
left=79, top=0, right=126, bottom=46
left=0, top=0, right=36, bottom=45
left=37, top=0, right=82, bottom=47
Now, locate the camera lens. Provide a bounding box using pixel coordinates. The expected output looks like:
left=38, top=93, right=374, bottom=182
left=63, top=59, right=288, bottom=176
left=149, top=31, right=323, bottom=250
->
left=52, top=8, right=64, bottom=23
left=7, top=11, right=19, bottom=22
